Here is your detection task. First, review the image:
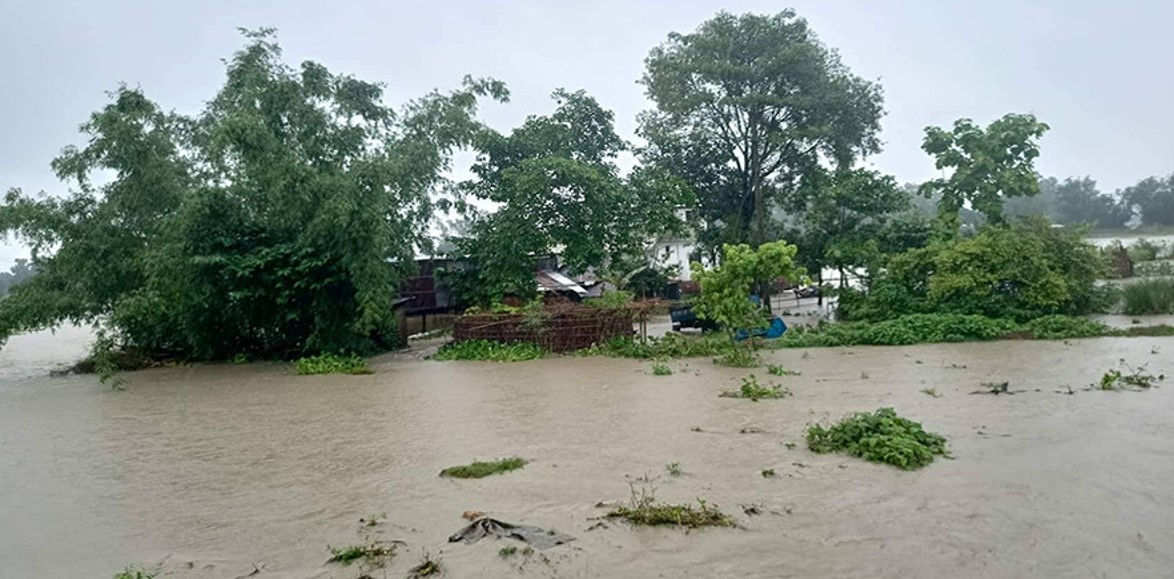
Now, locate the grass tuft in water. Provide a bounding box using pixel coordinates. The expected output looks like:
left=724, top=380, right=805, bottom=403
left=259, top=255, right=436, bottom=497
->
left=666, top=462, right=682, bottom=476
left=760, top=468, right=776, bottom=478
left=652, top=362, right=673, bottom=376
left=327, top=541, right=397, bottom=566
left=409, top=551, right=443, bottom=577
left=440, top=457, right=527, bottom=479
left=607, top=485, right=734, bottom=528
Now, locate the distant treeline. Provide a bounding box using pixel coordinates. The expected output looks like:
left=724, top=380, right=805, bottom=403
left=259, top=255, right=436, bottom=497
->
left=1003, top=175, right=1174, bottom=229
left=0, top=259, right=34, bottom=296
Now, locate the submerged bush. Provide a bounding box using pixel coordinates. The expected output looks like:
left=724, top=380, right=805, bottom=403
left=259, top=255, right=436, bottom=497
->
left=584, top=332, right=732, bottom=359
left=1122, top=279, right=1174, bottom=315
left=433, top=339, right=546, bottom=361
left=807, top=408, right=947, bottom=470
left=1022, top=315, right=1108, bottom=339
left=295, top=353, right=373, bottom=375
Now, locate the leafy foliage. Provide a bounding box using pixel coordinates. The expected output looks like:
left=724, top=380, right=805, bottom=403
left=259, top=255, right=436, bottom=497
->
left=295, top=353, right=372, bottom=375
left=920, top=113, right=1050, bottom=227
left=0, top=29, right=508, bottom=361
left=652, top=362, right=673, bottom=376
left=691, top=241, right=803, bottom=333
left=639, top=9, right=883, bottom=252
left=440, top=457, right=528, bottom=479
left=807, top=408, right=947, bottom=470
left=433, top=339, right=546, bottom=362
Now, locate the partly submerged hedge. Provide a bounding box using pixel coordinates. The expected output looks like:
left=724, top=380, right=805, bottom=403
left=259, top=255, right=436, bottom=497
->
left=581, top=314, right=1173, bottom=360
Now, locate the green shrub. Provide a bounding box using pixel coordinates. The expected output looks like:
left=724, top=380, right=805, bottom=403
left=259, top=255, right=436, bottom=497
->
left=1122, top=279, right=1174, bottom=315
left=295, top=353, right=373, bottom=375
left=433, top=339, right=546, bottom=361
left=807, top=408, right=947, bottom=470
left=652, top=362, right=673, bottom=376
left=840, top=219, right=1106, bottom=322
left=440, top=457, right=527, bottom=479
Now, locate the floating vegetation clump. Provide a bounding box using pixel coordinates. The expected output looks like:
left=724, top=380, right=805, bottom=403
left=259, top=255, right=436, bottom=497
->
left=767, top=364, right=800, bottom=376
left=440, top=457, right=528, bottom=479
left=807, top=408, right=947, bottom=470
left=1099, top=359, right=1165, bottom=391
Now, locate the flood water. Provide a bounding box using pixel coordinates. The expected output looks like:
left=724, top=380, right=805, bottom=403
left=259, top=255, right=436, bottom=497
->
left=2, top=330, right=1174, bottom=578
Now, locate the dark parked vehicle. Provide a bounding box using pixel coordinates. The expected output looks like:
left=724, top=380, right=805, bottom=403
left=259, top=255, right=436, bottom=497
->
left=669, top=302, right=718, bottom=332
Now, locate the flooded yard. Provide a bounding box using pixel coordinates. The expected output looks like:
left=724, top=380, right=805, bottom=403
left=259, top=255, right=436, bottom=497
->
left=2, top=332, right=1173, bottom=578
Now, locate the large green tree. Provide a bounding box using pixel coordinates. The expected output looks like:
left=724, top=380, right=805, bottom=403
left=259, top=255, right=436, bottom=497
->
left=920, top=113, right=1050, bottom=228
left=638, top=10, right=884, bottom=253
left=787, top=168, right=912, bottom=286
left=0, top=29, right=507, bottom=359
left=447, top=90, right=690, bottom=308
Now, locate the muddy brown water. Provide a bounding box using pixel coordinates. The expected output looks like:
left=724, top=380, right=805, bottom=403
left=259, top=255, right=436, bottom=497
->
left=2, top=330, right=1173, bottom=578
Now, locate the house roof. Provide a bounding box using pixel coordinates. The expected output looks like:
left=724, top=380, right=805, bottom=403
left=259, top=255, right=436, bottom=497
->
left=536, top=269, right=588, bottom=297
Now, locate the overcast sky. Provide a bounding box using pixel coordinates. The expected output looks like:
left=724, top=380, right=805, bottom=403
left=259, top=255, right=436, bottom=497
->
left=2, top=0, right=1173, bottom=269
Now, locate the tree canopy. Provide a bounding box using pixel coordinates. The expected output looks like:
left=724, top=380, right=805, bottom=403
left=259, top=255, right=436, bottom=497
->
left=446, top=90, right=691, bottom=308
left=639, top=10, right=884, bottom=254
left=919, top=113, right=1050, bottom=228
left=0, top=29, right=508, bottom=358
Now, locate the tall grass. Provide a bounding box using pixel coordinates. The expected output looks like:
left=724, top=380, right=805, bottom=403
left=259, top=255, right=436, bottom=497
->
left=1122, top=279, right=1174, bottom=315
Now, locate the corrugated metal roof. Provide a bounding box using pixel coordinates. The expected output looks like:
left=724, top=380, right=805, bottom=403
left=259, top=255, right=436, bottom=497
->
left=535, top=269, right=588, bottom=296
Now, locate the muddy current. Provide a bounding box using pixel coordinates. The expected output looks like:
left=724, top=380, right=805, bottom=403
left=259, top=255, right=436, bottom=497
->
left=1, top=328, right=1173, bottom=578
